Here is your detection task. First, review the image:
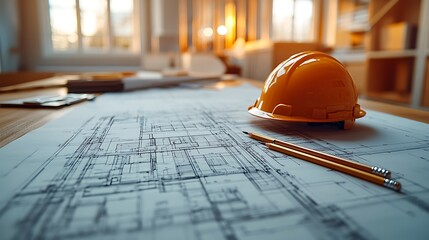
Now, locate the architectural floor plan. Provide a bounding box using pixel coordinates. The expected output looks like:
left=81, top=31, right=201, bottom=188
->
left=0, top=83, right=428, bottom=239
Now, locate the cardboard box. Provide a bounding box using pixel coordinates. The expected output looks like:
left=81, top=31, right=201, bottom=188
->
left=381, top=22, right=416, bottom=50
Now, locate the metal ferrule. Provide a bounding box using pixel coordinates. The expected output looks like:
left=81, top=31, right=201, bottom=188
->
left=371, top=166, right=391, bottom=178
left=383, top=179, right=401, bottom=191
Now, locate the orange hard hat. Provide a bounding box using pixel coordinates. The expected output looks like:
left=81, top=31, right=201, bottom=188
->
left=248, top=51, right=366, bottom=129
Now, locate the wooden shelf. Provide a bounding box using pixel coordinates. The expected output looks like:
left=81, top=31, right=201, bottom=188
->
left=365, top=0, right=429, bottom=108
left=366, top=91, right=411, bottom=104
left=366, top=58, right=414, bottom=97
left=422, top=58, right=429, bottom=107
left=335, top=0, right=369, bottom=49
left=367, top=50, right=416, bottom=59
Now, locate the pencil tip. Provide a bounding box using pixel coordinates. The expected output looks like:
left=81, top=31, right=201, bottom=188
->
left=242, top=131, right=249, bottom=135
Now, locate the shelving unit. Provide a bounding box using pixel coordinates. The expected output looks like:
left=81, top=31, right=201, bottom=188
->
left=422, top=57, right=429, bottom=106
left=335, top=0, right=369, bottom=50
left=367, top=57, right=414, bottom=103
left=366, top=0, right=429, bottom=109
left=367, top=50, right=416, bottom=59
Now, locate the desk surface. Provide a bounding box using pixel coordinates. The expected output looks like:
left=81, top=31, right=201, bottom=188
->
left=0, top=78, right=428, bottom=239
left=0, top=78, right=428, bottom=148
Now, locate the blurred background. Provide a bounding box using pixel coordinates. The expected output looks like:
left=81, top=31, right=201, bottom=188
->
left=0, top=0, right=428, bottom=109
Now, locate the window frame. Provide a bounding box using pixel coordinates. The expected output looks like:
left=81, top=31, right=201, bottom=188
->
left=270, top=0, right=321, bottom=42
left=39, top=0, right=143, bottom=62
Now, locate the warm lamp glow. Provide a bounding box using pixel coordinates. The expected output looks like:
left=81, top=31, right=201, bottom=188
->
left=224, top=1, right=236, bottom=48
left=202, top=27, right=214, bottom=38
left=217, top=25, right=228, bottom=36
left=226, top=16, right=236, bottom=29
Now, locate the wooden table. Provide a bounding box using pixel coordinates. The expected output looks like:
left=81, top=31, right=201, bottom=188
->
left=0, top=77, right=428, bottom=148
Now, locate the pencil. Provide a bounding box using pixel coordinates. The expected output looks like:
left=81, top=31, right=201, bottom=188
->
left=243, top=131, right=391, bottom=178
left=264, top=142, right=401, bottom=191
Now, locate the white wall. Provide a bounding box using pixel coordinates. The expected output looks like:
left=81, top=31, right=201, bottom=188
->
left=0, top=0, right=20, bottom=71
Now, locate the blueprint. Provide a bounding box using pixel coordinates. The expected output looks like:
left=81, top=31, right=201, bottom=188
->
left=0, top=83, right=428, bottom=240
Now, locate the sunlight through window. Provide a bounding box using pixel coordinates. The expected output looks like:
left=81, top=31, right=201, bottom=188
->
left=47, top=0, right=137, bottom=53
left=110, top=0, right=134, bottom=50
left=49, top=0, right=78, bottom=51
left=272, top=0, right=314, bottom=42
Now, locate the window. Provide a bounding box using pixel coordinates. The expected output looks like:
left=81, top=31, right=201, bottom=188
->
left=46, top=0, right=139, bottom=54
left=272, top=0, right=316, bottom=41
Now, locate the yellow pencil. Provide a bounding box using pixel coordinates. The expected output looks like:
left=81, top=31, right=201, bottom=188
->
left=243, top=131, right=391, bottom=178
left=265, top=142, right=401, bottom=191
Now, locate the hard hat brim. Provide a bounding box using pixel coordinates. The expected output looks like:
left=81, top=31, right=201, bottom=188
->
left=248, top=106, right=366, bottom=123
